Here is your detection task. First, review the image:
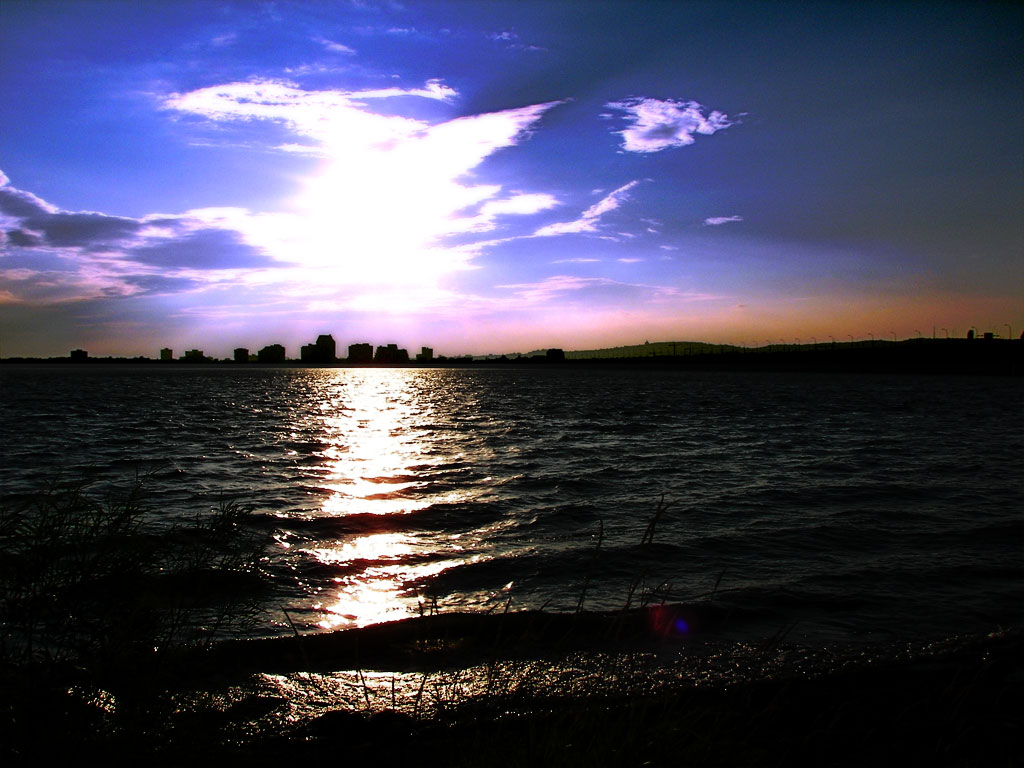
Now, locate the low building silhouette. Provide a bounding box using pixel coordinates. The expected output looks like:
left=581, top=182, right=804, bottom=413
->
left=160, top=348, right=173, bottom=361
left=182, top=349, right=205, bottom=362
left=70, top=349, right=88, bottom=362
left=374, top=344, right=409, bottom=364
left=233, top=347, right=249, bottom=363
left=416, top=346, right=434, bottom=362
left=546, top=348, right=566, bottom=361
left=348, top=343, right=373, bottom=363
left=257, top=344, right=286, bottom=363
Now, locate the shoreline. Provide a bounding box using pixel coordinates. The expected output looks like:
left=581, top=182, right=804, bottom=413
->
left=5, top=611, right=1019, bottom=765
left=3, top=337, right=1022, bottom=376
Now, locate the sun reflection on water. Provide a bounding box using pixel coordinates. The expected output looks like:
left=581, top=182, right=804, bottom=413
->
left=317, top=370, right=432, bottom=516
left=296, top=370, right=476, bottom=629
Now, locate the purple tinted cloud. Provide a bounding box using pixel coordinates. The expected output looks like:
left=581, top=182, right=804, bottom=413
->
left=606, top=98, right=738, bottom=153
left=128, top=228, right=277, bottom=269
left=22, top=211, right=143, bottom=249
left=0, top=180, right=56, bottom=218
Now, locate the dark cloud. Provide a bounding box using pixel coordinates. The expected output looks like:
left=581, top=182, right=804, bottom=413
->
left=4, top=229, right=43, bottom=247
left=127, top=227, right=278, bottom=269
left=1, top=175, right=284, bottom=274
left=0, top=185, right=53, bottom=218
left=21, top=211, right=142, bottom=248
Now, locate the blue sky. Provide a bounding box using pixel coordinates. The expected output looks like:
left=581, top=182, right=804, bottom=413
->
left=1, top=0, right=1021, bottom=357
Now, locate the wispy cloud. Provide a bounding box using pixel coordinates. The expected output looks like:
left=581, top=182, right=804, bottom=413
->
left=314, top=36, right=357, bottom=55
left=496, top=275, right=625, bottom=304
left=533, top=181, right=640, bottom=237
left=487, top=29, right=545, bottom=51
left=704, top=215, right=743, bottom=226
left=480, top=193, right=558, bottom=218
left=495, top=274, right=688, bottom=307
left=210, top=33, right=237, bottom=47
left=605, top=98, right=738, bottom=153
left=164, top=79, right=458, bottom=154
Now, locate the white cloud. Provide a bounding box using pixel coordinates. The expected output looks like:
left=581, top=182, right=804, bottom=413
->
left=164, top=79, right=459, bottom=157
left=314, top=37, right=356, bottom=55
left=606, top=97, right=738, bottom=153
left=355, top=79, right=458, bottom=102
left=480, top=193, right=558, bottom=218
left=457, top=192, right=560, bottom=232
left=533, top=181, right=640, bottom=237
left=704, top=215, right=743, bottom=226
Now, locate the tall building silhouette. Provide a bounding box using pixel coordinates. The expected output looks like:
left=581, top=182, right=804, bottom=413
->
left=301, top=334, right=336, bottom=364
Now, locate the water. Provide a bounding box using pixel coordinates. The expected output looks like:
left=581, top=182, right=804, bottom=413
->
left=1, top=365, right=1021, bottom=645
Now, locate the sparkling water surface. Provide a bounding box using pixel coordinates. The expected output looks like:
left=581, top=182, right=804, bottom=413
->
left=2, top=365, right=1021, bottom=644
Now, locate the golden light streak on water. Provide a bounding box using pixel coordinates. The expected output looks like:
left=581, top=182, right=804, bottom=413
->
left=302, top=370, right=476, bottom=628
left=318, top=369, right=430, bottom=516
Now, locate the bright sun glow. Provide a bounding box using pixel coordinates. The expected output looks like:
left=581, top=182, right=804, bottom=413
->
left=250, top=93, right=562, bottom=307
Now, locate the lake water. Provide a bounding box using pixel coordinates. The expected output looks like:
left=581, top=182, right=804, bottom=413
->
left=1, top=365, right=1021, bottom=646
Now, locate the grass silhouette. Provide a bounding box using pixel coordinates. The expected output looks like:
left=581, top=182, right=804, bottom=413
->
left=1, top=481, right=1019, bottom=765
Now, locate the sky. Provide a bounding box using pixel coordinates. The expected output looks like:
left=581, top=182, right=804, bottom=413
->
left=1, top=0, right=1021, bottom=358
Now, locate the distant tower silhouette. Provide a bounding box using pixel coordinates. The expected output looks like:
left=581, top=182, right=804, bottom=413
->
left=303, top=334, right=335, bottom=363
left=233, top=347, right=249, bottom=363
left=316, top=334, right=336, bottom=361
